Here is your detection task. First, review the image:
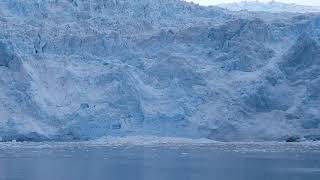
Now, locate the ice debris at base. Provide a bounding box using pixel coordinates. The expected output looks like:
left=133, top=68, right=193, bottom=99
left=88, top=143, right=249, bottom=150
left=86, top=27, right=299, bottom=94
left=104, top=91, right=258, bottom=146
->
left=0, top=0, right=319, bottom=142
left=92, top=135, right=217, bottom=146
left=0, top=136, right=320, bottom=153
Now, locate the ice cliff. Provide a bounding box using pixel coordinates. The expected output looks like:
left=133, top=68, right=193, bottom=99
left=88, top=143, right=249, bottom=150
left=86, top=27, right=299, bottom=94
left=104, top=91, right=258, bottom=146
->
left=0, top=0, right=319, bottom=142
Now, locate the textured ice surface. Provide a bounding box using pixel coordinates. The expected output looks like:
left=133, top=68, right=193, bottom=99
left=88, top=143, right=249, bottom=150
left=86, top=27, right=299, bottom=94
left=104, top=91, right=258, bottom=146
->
left=217, top=1, right=320, bottom=13
left=0, top=0, right=319, bottom=142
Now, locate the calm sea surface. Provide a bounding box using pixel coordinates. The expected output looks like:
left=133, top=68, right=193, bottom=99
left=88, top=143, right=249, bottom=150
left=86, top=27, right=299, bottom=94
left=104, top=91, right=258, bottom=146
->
left=0, top=142, right=319, bottom=180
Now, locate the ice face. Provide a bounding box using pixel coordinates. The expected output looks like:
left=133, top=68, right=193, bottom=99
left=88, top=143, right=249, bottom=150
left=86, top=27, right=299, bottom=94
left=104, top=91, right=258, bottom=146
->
left=0, top=0, right=319, bottom=142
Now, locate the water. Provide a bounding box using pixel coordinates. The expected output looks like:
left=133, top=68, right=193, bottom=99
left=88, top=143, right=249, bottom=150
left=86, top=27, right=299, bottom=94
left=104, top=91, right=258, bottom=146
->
left=0, top=142, right=319, bottom=180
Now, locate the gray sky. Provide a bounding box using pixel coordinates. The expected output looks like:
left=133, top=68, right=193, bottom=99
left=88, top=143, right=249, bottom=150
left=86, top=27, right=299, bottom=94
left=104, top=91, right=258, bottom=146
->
left=185, top=0, right=320, bottom=6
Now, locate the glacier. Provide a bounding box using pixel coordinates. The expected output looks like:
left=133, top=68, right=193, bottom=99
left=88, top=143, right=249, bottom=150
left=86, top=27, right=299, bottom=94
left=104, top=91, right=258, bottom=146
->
left=217, top=1, right=320, bottom=13
left=0, top=0, right=319, bottom=142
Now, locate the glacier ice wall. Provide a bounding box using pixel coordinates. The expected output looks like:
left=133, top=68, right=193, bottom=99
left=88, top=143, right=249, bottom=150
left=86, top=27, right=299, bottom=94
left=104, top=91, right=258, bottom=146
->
left=0, top=0, right=319, bottom=142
